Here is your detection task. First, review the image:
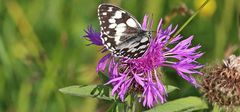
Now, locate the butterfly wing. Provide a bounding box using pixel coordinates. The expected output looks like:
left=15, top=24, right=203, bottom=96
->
left=98, top=4, right=150, bottom=59
left=114, top=31, right=151, bottom=58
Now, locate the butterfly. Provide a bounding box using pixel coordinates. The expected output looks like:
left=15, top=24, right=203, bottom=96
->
left=98, top=3, right=151, bottom=59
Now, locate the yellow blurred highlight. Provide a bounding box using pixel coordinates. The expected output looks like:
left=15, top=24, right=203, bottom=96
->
left=194, top=0, right=216, bottom=17
left=77, top=66, right=97, bottom=83
left=6, top=0, right=43, bottom=58
left=11, top=42, right=29, bottom=60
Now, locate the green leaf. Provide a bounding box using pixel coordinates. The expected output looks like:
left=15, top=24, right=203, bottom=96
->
left=145, top=96, right=208, bottom=112
left=165, top=85, right=179, bottom=93
left=59, top=85, right=114, bottom=101
left=98, top=72, right=110, bottom=83
left=59, top=84, right=178, bottom=102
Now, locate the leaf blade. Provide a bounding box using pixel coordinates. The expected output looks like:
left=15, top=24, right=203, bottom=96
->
left=166, top=85, right=179, bottom=93
left=59, top=85, right=178, bottom=101
left=145, top=96, right=208, bottom=112
left=59, top=85, right=114, bottom=101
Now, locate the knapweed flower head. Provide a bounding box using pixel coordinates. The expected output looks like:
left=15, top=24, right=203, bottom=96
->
left=83, top=15, right=203, bottom=108
left=200, top=55, right=240, bottom=111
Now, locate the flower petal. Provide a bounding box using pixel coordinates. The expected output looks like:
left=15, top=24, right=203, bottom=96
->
left=96, top=54, right=111, bottom=73
left=83, top=26, right=103, bottom=46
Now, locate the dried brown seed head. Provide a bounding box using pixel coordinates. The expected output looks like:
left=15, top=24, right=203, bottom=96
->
left=200, top=55, right=240, bottom=111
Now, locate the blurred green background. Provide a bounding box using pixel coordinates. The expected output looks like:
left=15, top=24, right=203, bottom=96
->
left=0, top=0, right=239, bottom=112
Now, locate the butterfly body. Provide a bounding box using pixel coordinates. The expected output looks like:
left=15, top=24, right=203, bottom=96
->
left=98, top=4, right=151, bottom=59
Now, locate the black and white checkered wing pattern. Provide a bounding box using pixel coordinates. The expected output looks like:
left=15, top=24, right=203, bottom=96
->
left=98, top=4, right=150, bottom=59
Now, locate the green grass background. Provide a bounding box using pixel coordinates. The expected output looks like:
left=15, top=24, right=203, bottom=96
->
left=0, top=0, right=239, bottom=112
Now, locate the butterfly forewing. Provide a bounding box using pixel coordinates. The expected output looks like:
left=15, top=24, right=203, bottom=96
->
left=98, top=4, right=150, bottom=59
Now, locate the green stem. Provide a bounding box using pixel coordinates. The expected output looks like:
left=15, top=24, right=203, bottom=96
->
left=172, top=0, right=209, bottom=37
left=213, top=104, right=220, bottom=112
left=127, top=94, right=142, bottom=112
left=130, top=95, right=134, bottom=112
left=133, top=98, right=143, bottom=112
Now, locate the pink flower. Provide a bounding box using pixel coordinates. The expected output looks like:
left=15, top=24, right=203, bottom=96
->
left=83, top=15, right=203, bottom=108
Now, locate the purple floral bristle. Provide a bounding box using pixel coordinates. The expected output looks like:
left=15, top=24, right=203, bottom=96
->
left=83, top=26, right=103, bottom=46
left=83, top=15, right=203, bottom=108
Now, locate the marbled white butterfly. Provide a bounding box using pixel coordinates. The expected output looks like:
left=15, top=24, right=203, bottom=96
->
left=98, top=4, right=151, bottom=59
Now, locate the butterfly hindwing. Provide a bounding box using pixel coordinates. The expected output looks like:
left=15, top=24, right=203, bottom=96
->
left=114, top=32, right=150, bottom=58
left=98, top=3, right=150, bottom=59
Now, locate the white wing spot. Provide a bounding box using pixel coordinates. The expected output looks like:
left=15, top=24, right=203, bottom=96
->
left=102, top=12, right=107, bottom=15
left=109, top=23, right=117, bottom=29
left=128, top=47, right=137, bottom=53
left=140, top=37, right=148, bottom=43
left=117, top=23, right=126, bottom=27
left=140, top=50, right=145, bottom=53
left=131, top=42, right=140, bottom=47
left=109, top=18, right=116, bottom=23
left=131, top=48, right=137, bottom=53
left=106, top=31, right=110, bottom=34
left=127, top=48, right=133, bottom=52
left=107, top=43, right=111, bottom=47
left=126, top=18, right=137, bottom=27
left=116, top=23, right=126, bottom=33
left=104, top=37, right=108, bottom=41
left=121, top=11, right=126, bottom=14
left=114, top=36, right=121, bottom=45
left=112, top=11, right=122, bottom=19
left=108, top=7, right=113, bottom=12
left=139, top=45, right=147, bottom=49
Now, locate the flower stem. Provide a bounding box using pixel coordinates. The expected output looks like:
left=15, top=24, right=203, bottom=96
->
left=130, top=94, right=134, bottom=112
left=172, top=0, right=209, bottom=37
left=213, top=104, right=220, bottom=112
left=128, top=94, right=142, bottom=112
left=130, top=94, right=136, bottom=112
left=133, top=98, right=143, bottom=112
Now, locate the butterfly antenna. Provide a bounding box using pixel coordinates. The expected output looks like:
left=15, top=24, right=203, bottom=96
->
left=146, top=30, right=156, bottom=33
left=145, top=14, right=154, bottom=32
left=98, top=47, right=107, bottom=53
left=148, top=14, right=154, bottom=29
